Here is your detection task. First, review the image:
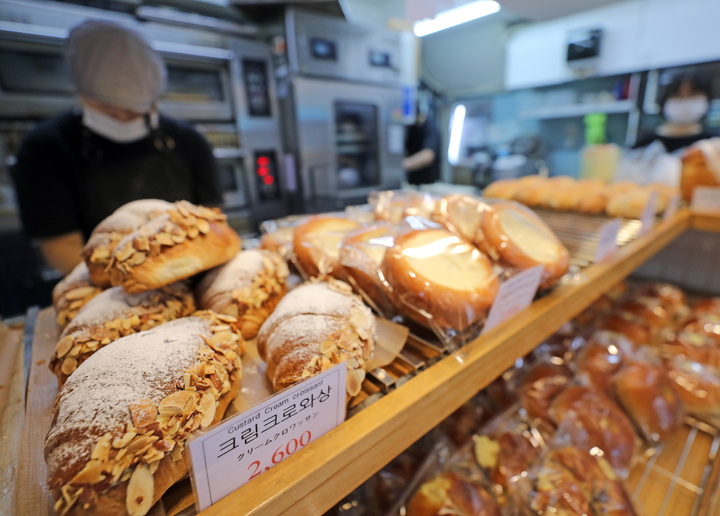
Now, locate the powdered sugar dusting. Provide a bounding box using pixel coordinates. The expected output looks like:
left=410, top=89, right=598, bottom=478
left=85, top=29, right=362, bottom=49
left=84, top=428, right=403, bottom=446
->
left=94, top=199, right=173, bottom=234
left=63, top=286, right=156, bottom=332
left=198, top=250, right=265, bottom=303
left=45, top=317, right=208, bottom=475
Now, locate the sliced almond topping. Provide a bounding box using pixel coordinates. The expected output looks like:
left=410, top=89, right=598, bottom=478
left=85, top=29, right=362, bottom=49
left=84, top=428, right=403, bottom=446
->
left=198, top=393, right=216, bottom=428
left=126, top=464, right=154, bottom=516
left=196, top=219, right=210, bottom=234
left=301, top=369, right=312, bottom=378
left=127, top=252, right=146, bottom=266
left=159, top=390, right=197, bottom=412
left=133, top=236, right=150, bottom=252
left=67, top=345, right=81, bottom=358
left=187, top=226, right=200, bottom=239
left=125, top=435, right=159, bottom=456
left=71, top=459, right=103, bottom=485
left=61, top=357, right=77, bottom=376
left=129, top=399, right=157, bottom=428
left=116, top=243, right=135, bottom=262
left=171, top=444, right=183, bottom=462
left=112, top=431, right=137, bottom=449
left=346, top=368, right=365, bottom=397
left=155, top=233, right=175, bottom=247
left=56, top=335, right=75, bottom=358
left=65, top=286, right=98, bottom=301
left=171, top=232, right=186, bottom=244
left=91, top=433, right=113, bottom=461
left=183, top=395, right=197, bottom=414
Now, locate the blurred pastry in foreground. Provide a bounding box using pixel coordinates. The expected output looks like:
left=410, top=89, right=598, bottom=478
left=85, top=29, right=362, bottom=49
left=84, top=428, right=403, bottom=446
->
left=407, top=472, right=501, bottom=516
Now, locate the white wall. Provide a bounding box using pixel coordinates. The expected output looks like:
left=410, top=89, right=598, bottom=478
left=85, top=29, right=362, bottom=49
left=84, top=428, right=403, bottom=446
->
left=506, top=0, right=720, bottom=90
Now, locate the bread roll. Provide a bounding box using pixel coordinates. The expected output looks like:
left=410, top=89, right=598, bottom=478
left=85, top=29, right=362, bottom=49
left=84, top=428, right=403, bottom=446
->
left=373, top=190, right=437, bottom=223
left=53, top=262, right=103, bottom=328
left=663, top=325, right=720, bottom=367
left=528, top=454, right=592, bottom=516
left=595, top=312, right=651, bottom=345
left=381, top=228, right=499, bottom=331
left=552, top=386, right=636, bottom=476
left=339, top=223, right=395, bottom=314
left=616, top=298, right=672, bottom=334
left=407, top=472, right=501, bottom=516
left=681, top=146, right=720, bottom=202
left=606, top=185, right=671, bottom=219
left=666, top=356, right=720, bottom=425
left=196, top=250, right=289, bottom=339
left=82, top=200, right=174, bottom=288
left=693, top=297, right=720, bottom=317
left=45, top=312, right=244, bottom=516
left=477, top=202, right=570, bottom=288
left=49, top=283, right=195, bottom=386
left=520, top=362, right=573, bottom=429
left=256, top=279, right=375, bottom=398
left=432, top=194, right=487, bottom=242
left=108, top=201, right=240, bottom=293
left=606, top=182, right=637, bottom=198
left=512, top=177, right=553, bottom=207
left=576, top=332, right=630, bottom=396
left=292, top=215, right=361, bottom=279
left=482, top=179, right=521, bottom=200
left=573, top=180, right=610, bottom=214
left=614, top=361, right=684, bottom=444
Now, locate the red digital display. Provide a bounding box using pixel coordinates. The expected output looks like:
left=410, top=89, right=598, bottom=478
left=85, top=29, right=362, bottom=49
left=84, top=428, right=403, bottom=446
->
left=263, top=175, right=274, bottom=185
left=257, top=166, right=268, bottom=177
left=257, top=156, right=270, bottom=166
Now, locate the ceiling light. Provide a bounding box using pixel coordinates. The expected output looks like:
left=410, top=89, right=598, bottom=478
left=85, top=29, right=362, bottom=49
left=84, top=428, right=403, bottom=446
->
left=414, top=1, right=500, bottom=37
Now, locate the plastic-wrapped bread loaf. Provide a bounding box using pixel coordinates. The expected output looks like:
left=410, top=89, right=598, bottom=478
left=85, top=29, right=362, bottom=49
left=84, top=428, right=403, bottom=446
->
left=406, top=472, right=501, bottom=516
left=49, top=283, right=195, bottom=386
left=53, top=262, right=103, bottom=328
left=292, top=215, right=360, bottom=279
left=45, top=312, right=244, bottom=516
left=196, top=249, right=289, bottom=339
left=256, top=279, right=375, bottom=398
left=82, top=200, right=174, bottom=288
left=108, top=201, right=240, bottom=293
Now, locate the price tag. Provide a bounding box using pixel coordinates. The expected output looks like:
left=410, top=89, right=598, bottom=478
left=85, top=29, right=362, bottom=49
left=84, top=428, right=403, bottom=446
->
left=187, top=363, right=347, bottom=511
left=691, top=186, right=720, bottom=213
left=639, top=191, right=658, bottom=236
left=595, top=218, right=621, bottom=262
left=483, top=265, right=544, bottom=334
left=663, top=194, right=680, bottom=222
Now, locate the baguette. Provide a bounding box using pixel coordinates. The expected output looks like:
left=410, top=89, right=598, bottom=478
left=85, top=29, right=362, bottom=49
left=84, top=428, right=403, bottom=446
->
left=45, top=312, right=244, bottom=516
left=53, top=262, right=103, bottom=328
left=82, top=200, right=174, bottom=288
left=50, top=283, right=195, bottom=386
left=108, top=201, right=240, bottom=293
left=196, top=249, right=289, bottom=339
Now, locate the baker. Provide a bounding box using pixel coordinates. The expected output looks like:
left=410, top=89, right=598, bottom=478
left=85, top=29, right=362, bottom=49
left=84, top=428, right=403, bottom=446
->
left=11, top=19, right=221, bottom=276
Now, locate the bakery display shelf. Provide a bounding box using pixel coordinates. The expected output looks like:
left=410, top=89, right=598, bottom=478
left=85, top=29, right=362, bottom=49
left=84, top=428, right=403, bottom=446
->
left=628, top=417, right=720, bottom=516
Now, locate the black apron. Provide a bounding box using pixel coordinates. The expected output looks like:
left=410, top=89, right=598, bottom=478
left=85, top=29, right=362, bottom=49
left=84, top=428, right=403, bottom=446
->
left=76, top=119, right=195, bottom=238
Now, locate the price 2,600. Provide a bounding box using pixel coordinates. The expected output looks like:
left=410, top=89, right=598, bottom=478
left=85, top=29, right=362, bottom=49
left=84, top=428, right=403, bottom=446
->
left=247, top=430, right=312, bottom=480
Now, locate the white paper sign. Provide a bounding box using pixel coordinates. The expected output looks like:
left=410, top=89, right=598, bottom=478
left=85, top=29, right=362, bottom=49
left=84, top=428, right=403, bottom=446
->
left=691, top=186, right=720, bottom=213
left=595, top=218, right=621, bottom=262
left=188, top=363, right=347, bottom=511
left=663, top=194, right=680, bottom=222
left=483, top=265, right=544, bottom=334
left=639, top=191, right=658, bottom=236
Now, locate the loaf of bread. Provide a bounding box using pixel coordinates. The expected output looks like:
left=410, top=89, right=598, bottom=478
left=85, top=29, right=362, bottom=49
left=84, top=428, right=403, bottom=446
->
left=196, top=249, right=289, bottom=340
left=406, top=472, right=501, bottom=516
left=53, top=262, right=103, bottom=328
left=256, top=279, right=375, bottom=398
left=292, top=215, right=361, bottom=279
left=477, top=202, right=569, bottom=289
left=49, top=283, right=195, bottom=386
left=381, top=228, right=499, bottom=331
left=45, top=312, right=244, bottom=516
left=614, top=361, right=684, bottom=444
left=82, top=200, right=174, bottom=288
left=482, top=179, right=522, bottom=200
left=108, top=201, right=240, bottom=293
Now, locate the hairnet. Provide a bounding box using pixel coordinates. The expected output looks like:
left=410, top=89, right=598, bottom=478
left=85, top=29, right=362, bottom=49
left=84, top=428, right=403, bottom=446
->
left=66, top=19, right=166, bottom=113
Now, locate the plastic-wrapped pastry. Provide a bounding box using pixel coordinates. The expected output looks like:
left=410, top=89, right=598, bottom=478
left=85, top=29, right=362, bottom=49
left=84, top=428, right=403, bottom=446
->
left=442, top=393, right=497, bottom=448
left=552, top=386, right=637, bottom=477
left=614, top=361, right=685, bottom=444
left=477, top=202, right=570, bottom=288
left=82, top=199, right=174, bottom=288
left=681, top=144, right=720, bottom=202
left=293, top=215, right=361, bottom=279
left=595, top=311, right=652, bottom=346
left=381, top=228, right=499, bottom=331
left=44, top=312, right=243, bottom=516
left=692, top=297, right=720, bottom=318
left=663, top=323, right=720, bottom=367
left=373, top=190, right=437, bottom=223
left=339, top=223, right=396, bottom=313
left=431, top=194, right=487, bottom=242
left=665, top=356, right=720, bottom=426
left=406, top=472, right=501, bottom=516
left=522, top=452, right=592, bottom=516
left=53, top=262, right=103, bottom=328
left=576, top=331, right=632, bottom=396
left=606, top=185, right=673, bottom=219
left=256, top=279, right=375, bottom=398
left=49, top=283, right=195, bottom=386
left=616, top=298, right=672, bottom=337
left=108, top=201, right=240, bottom=293
left=196, top=249, right=289, bottom=339
left=520, top=362, right=572, bottom=429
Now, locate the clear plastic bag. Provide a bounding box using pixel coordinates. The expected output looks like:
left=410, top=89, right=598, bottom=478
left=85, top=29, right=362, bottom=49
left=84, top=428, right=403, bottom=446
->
left=371, top=190, right=439, bottom=224
left=291, top=214, right=362, bottom=280
left=440, top=391, right=498, bottom=448
left=665, top=355, right=720, bottom=427
left=576, top=330, right=634, bottom=396
left=519, top=359, right=573, bottom=432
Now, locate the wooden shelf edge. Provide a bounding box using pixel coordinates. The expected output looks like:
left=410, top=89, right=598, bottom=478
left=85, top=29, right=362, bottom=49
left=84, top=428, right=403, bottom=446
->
left=690, top=211, right=720, bottom=233
left=199, top=211, right=690, bottom=516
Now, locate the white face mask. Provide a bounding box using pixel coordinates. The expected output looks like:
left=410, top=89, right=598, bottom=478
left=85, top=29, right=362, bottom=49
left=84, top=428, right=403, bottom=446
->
left=82, top=105, right=150, bottom=143
left=663, top=96, right=709, bottom=125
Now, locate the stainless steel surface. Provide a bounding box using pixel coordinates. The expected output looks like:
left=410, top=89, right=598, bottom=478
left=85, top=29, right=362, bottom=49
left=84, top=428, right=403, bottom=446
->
left=22, top=305, right=38, bottom=409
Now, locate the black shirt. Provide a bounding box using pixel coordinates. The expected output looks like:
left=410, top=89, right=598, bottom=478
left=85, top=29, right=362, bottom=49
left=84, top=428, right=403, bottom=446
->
left=633, top=130, right=715, bottom=153
left=405, top=112, right=441, bottom=185
left=11, top=111, right=221, bottom=241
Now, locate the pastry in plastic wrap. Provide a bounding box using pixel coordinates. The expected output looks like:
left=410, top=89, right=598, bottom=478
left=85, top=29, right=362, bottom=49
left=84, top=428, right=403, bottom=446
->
left=49, top=283, right=195, bottom=386
left=256, top=279, right=375, bottom=398
left=259, top=217, right=298, bottom=262
left=431, top=194, right=487, bottom=242
left=44, top=312, right=243, bottom=516
left=681, top=144, right=720, bottom=202
left=663, top=324, right=720, bottom=367
left=406, top=472, right=501, bottom=516
left=614, top=361, right=684, bottom=444
left=339, top=223, right=396, bottom=313
left=196, top=249, right=289, bottom=339
left=108, top=201, right=241, bottom=293
left=373, top=190, right=437, bottom=223
left=477, top=202, right=569, bottom=288
left=53, top=262, right=103, bottom=328
left=381, top=228, right=499, bottom=332
left=552, top=386, right=636, bottom=476
left=605, top=184, right=673, bottom=219
left=666, top=356, right=720, bottom=426
left=82, top=199, right=174, bottom=288
left=523, top=454, right=592, bottom=516
left=692, top=297, right=720, bottom=318
left=633, top=283, right=688, bottom=318
left=442, top=392, right=496, bottom=448
left=595, top=311, right=651, bottom=346
left=576, top=331, right=631, bottom=396
left=520, top=361, right=572, bottom=430
left=616, top=298, right=672, bottom=335
left=293, top=215, right=361, bottom=279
